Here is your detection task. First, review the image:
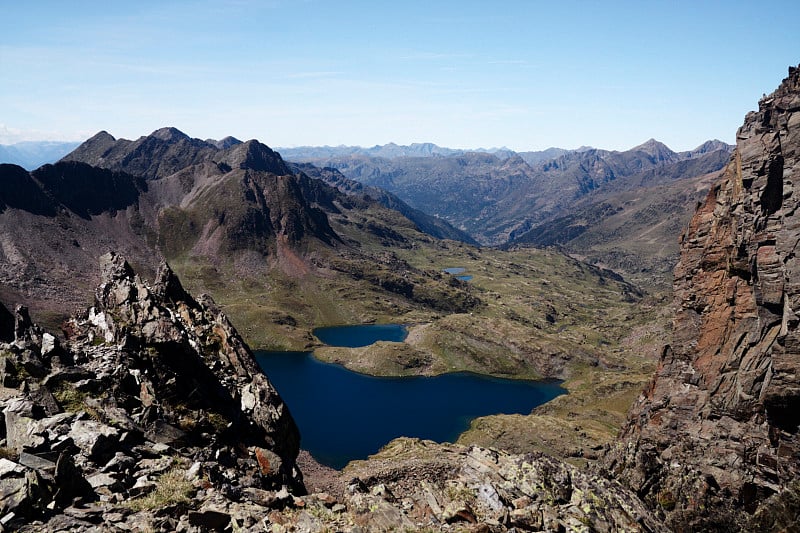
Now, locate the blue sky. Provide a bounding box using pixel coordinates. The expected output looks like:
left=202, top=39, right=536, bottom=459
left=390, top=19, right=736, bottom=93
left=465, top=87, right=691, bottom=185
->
left=2, top=1, right=799, bottom=151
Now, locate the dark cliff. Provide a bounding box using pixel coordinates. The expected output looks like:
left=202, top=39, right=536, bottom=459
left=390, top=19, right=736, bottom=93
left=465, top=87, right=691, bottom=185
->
left=32, top=162, right=146, bottom=219
left=607, top=65, right=800, bottom=530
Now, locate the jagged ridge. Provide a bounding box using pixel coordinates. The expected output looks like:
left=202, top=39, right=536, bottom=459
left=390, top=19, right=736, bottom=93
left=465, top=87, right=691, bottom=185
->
left=0, top=252, right=301, bottom=529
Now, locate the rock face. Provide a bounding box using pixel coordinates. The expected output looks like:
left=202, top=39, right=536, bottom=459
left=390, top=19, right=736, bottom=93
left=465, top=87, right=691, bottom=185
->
left=607, top=65, right=800, bottom=530
left=61, top=128, right=220, bottom=180
left=86, top=252, right=301, bottom=469
left=0, top=253, right=301, bottom=530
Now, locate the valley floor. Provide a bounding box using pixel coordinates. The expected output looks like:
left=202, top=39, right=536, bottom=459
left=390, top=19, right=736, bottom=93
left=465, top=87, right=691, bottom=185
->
left=186, top=239, right=671, bottom=470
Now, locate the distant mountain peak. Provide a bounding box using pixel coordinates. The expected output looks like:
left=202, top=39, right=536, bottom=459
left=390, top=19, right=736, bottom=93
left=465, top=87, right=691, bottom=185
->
left=632, top=138, right=671, bottom=152
left=150, top=127, right=190, bottom=143
left=75, top=130, right=118, bottom=152
left=221, top=139, right=290, bottom=175
left=631, top=138, right=676, bottom=162
left=208, top=136, right=242, bottom=149
left=693, top=139, right=733, bottom=152
left=88, top=130, right=116, bottom=144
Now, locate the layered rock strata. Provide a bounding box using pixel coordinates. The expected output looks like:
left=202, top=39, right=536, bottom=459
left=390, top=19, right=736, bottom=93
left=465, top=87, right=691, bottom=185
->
left=607, top=66, right=800, bottom=530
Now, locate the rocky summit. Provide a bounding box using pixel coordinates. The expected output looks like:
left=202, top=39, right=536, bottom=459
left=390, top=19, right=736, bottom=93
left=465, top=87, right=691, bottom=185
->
left=606, top=65, right=800, bottom=530
left=0, top=252, right=300, bottom=531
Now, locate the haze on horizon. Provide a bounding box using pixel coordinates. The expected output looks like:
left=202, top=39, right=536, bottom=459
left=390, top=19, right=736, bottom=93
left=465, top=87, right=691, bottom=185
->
left=2, top=0, right=799, bottom=152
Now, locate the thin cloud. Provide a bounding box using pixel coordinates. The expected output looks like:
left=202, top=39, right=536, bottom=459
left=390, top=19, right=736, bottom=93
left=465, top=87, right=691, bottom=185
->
left=0, top=124, right=88, bottom=144
left=487, top=59, right=530, bottom=66
left=282, top=71, right=343, bottom=80
left=397, top=51, right=473, bottom=61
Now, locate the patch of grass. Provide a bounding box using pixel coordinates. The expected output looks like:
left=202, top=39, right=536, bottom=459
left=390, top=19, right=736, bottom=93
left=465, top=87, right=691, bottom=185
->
left=0, top=447, right=18, bottom=461
left=657, top=490, right=677, bottom=511
left=52, top=382, right=102, bottom=421
left=126, top=464, right=195, bottom=512
left=444, top=482, right=474, bottom=503
left=52, top=382, right=86, bottom=412
left=52, top=382, right=86, bottom=408
left=207, top=411, right=229, bottom=433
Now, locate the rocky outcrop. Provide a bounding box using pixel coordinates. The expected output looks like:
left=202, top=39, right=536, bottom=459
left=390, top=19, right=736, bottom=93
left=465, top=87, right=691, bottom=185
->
left=0, top=253, right=302, bottom=530
left=607, top=65, right=800, bottom=530
left=350, top=439, right=667, bottom=532
left=85, top=252, right=301, bottom=469
left=270, top=438, right=667, bottom=532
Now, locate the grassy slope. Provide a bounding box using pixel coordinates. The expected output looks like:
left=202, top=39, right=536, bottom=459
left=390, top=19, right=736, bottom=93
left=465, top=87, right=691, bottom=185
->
left=456, top=294, right=669, bottom=466
left=388, top=239, right=668, bottom=461
left=516, top=169, right=721, bottom=291
left=165, top=193, right=664, bottom=461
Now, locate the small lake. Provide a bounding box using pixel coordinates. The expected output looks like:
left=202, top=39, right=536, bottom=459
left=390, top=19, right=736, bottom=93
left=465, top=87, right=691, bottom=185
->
left=443, top=267, right=472, bottom=282
left=255, top=351, right=565, bottom=469
left=313, top=324, right=407, bottom=347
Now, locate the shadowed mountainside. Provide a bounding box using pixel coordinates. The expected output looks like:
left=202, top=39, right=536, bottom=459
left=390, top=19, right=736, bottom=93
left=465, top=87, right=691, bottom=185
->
left=288, top=161, right=479, bottom=245
left=284, top=139, right=733, bottom=250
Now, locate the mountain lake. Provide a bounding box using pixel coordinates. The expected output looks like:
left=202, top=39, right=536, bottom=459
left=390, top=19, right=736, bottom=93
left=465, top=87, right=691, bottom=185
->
left=312, top=323, right=408, bottom=347
left=443, top=267, right=472, bottom=281
left=255, top=324, right=565, bottom=469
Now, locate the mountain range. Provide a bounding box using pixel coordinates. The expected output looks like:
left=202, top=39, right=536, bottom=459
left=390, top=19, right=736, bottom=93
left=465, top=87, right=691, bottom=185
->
left=283, top=138, right=733, bottom=286
left=1, top=131, right=734, bottom=290
left=284, top=138, right=732, bottom=245
left=0, top=140, right=81, bottom=169
left=3, top=126, right=645, bottom=385
left=0, top=64, right=798, bottom=531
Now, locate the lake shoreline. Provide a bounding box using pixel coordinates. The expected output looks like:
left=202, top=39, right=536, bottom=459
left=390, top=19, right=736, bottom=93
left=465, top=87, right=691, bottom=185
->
left=256, top=349, right=565, bottom=469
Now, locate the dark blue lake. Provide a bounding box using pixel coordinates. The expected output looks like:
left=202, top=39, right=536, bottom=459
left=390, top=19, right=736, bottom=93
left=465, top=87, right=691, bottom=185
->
left=456, top=275, right=473, bottom=281
left=313, top=324, right=407, bottom=347
left=255, top=351, right=565, bottom=469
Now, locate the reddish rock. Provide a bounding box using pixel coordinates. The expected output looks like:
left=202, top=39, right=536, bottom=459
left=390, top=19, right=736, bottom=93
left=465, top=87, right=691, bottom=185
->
left=607, top=65, right=800, bottom=530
